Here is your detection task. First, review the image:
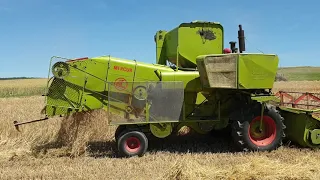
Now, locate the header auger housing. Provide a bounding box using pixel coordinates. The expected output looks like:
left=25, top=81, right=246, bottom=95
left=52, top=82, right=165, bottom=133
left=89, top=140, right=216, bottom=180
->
left=14, top=21, right=320, bottom=157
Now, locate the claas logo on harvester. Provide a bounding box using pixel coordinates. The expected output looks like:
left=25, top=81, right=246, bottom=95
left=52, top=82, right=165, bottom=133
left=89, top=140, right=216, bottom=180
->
left=114, top=78, right=128, bottom=91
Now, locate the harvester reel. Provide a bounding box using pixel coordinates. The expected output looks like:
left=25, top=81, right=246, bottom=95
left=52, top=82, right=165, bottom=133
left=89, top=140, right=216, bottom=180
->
left=150, top=123, right=173, bottom=138
left=52, top=61, right=70, bottom=79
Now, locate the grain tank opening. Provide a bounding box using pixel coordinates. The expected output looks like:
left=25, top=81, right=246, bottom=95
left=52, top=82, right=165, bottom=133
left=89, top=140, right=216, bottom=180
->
left=154, top=21, right=224, bottom=69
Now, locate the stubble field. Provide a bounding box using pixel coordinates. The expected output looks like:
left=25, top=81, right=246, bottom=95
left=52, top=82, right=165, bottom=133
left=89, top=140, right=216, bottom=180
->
left=1, top=79, right=320, bottom=180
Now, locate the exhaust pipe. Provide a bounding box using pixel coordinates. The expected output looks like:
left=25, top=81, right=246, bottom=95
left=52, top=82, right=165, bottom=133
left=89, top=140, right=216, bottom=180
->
left=238, top=25, right=245, bottom=53
left=229, top=41, right=237, bottom=53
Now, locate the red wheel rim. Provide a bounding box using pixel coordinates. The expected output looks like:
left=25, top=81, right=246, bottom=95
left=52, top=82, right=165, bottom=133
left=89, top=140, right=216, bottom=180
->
left=125, top=137, right=141, bottom=153
left=248, top=116, right=277, bottom=146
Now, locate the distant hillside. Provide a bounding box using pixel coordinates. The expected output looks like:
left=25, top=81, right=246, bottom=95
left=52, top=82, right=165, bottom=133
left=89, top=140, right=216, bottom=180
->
left=277, top=66, right=320, bottom=81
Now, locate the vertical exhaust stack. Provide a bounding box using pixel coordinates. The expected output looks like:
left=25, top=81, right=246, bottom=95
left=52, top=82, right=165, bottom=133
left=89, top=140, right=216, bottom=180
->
left=229, top=41, right=237, bottom=53
left=238, top=25, right=245, bottom=53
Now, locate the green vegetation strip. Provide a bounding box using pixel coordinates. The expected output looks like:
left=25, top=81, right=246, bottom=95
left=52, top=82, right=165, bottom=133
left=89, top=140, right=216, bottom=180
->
left=278, top=67, right=320, bottom=81
left=0, top=87, right=46, bottom=98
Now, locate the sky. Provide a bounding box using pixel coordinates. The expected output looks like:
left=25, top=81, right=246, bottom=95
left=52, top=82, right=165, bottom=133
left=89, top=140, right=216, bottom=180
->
left=0, top=0, right=319, bottom=78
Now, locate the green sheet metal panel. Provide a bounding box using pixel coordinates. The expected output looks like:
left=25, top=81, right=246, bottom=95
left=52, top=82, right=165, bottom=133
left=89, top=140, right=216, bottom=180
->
left=164, top=21, right=224, bottom=68
left=238, top=53, right=279, bottom=89
left=279, top=107, right=320, bottom=148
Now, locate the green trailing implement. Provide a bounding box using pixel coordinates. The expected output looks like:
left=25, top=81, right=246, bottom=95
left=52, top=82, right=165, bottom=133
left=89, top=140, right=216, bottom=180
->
left=14, top=21, right=320, bottom=157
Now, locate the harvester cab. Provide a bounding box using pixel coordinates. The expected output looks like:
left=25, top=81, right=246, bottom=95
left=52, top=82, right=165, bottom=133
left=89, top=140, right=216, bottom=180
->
left=14, top=21, right=320, bottom=157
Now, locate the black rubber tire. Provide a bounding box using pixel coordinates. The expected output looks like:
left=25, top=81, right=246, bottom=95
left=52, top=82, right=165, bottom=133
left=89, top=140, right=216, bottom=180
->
left=117, top=130, right=148, bottom=157
left=114, top=125, right=126, bottom=142
left=231, top=105, right=286, bottom=151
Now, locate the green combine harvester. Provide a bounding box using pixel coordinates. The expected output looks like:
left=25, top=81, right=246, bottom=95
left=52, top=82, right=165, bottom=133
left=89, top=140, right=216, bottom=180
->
left=14, top=21, right=320, bottom=157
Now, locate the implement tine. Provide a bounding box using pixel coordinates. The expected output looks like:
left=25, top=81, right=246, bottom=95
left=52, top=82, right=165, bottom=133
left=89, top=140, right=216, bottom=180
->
left=13, top=117, right=49, bottom=131
left=13, top=121, right=20, bottom=131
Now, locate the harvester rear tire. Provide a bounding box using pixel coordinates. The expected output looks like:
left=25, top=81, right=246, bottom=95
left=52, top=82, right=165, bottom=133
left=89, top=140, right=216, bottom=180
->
left=231, top=105, right=285, bottom=152
left=117, top=130, right=148, bottom=157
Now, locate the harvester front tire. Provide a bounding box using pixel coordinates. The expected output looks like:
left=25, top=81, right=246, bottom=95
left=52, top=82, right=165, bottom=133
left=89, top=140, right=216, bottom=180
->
left=232, top=105, right=285, bottom=152
left=117, top=130, right=148, bottom=157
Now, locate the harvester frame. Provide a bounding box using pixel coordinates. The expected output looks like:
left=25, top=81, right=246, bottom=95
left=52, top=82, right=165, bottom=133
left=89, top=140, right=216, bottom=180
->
left=14, top=21, right=320, bottom=157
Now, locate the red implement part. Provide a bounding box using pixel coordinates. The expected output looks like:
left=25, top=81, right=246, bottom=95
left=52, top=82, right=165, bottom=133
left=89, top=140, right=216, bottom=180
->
left=275, top=91, right=320, bottom=109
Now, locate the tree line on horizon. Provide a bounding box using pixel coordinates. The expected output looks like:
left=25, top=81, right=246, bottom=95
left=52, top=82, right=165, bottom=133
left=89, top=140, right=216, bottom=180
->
left=0, top=77, right=44, bottom=80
